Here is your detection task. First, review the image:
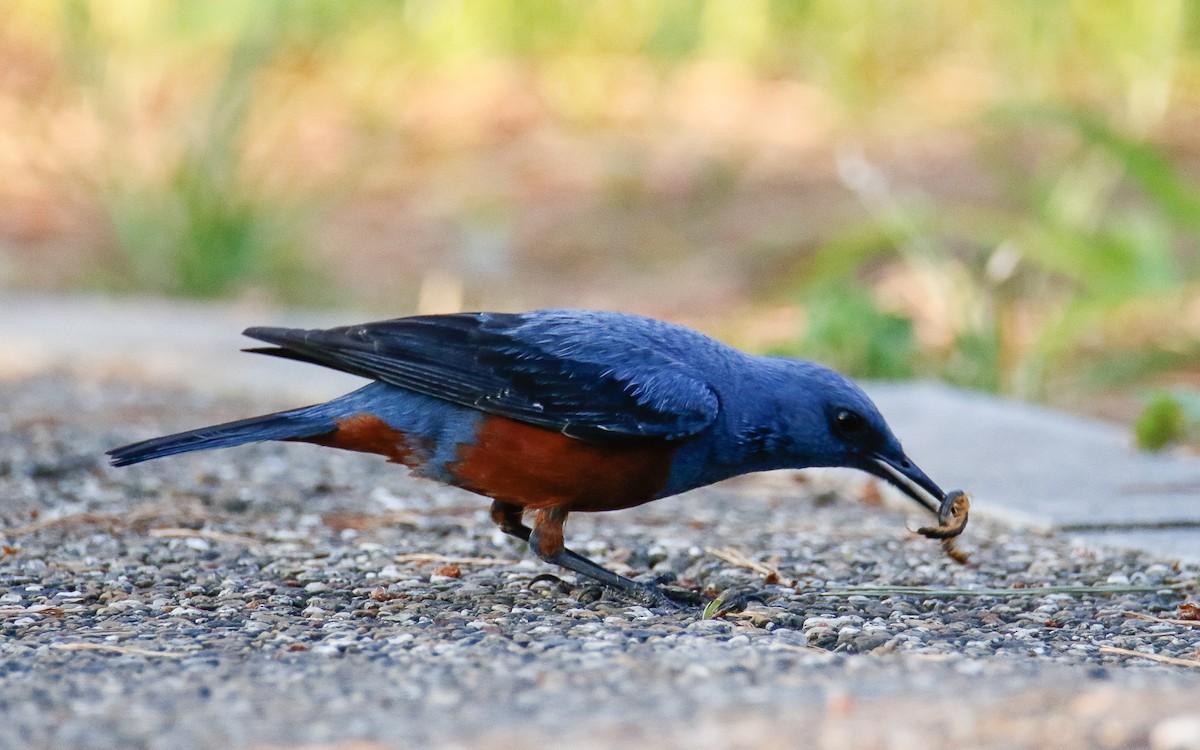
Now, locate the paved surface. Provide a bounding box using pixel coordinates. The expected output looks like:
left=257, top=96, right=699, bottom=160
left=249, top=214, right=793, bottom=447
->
left=869, top=384, right=1200, bottom=562
left=1, top=374, right=1199, bottom=750
left=2, top=294, right=1200, bottom=749
left=0, top=293, right=357, bottom=401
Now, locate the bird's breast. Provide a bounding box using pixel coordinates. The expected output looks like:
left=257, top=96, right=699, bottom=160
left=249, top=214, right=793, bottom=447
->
left=448, top=414, right=678, bottom=512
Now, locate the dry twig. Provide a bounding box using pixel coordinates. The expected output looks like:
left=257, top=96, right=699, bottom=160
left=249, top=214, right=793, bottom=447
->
left=393, top=552, right=517, bottom=566
left=706, top=547, right=791, bottom=586
left=1123, top=611, right=1200, bottom=628
left=5, top=513, right=120, bottom=537
left=148, top=528, right=258, bottom=545
left=1099, top=646, right=1200, bottom=669
left=816, top=583, right=1187, bottom=597
left=0, top=606, right=72, bottom=617
left=6, top=504, right=208, bottom=538
left=49, top=642, right=190, bottom=658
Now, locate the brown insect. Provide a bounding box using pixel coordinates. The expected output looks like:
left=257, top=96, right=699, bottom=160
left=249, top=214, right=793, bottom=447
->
left=916, top=489, right=971, bottom=564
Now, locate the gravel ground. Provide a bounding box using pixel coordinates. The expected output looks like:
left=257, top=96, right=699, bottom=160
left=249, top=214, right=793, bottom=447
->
left=2, top=374, right=1200, bottom=750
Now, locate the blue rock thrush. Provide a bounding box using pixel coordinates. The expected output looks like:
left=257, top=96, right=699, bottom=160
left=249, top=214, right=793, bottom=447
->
left=109, top=310, right=951, bottom=607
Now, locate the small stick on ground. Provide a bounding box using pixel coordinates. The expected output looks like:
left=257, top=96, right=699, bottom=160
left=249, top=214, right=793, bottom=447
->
left=707, top=547, right=792, bottom=586
left=1099, top=646, right=1200, bottom=669
left=817, top=583, right=1185, bottom=597
left=148, top=528, right=259, bottom=545
left=50, top=642, right=191, bottom=658
left=6, top=504, right=207, bottom=538
left=5, top=513, right=121, bottom=537
left=393, top=552, right=518, bottom=566
left=1122, top=611, right=1200, bottom=628
left=321, top=511, right=425, bottom=532
left=0, top=606, right=71, bottom=617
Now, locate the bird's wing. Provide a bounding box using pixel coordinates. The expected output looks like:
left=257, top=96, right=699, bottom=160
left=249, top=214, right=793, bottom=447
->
left=243, top=312, right=719, bottom=442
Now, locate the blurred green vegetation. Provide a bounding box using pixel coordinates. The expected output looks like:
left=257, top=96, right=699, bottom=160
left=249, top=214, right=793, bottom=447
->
left=1134, top=391, right=1189, bottom=450
left=785, top=107, right=1200, bottom=399
left=1133, top=389, right=1200, bottom=450
left=7, top=0, right=1200, bottom=427
left=787, top=282, right=917, bottom=380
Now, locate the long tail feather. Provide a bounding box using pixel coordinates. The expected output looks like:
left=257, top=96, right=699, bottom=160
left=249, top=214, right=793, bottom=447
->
left=107, top=408, right=336, bottom=467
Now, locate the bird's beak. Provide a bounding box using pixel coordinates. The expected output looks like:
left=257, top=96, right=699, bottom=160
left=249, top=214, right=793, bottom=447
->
left=861, top=453, right=946, bottom=516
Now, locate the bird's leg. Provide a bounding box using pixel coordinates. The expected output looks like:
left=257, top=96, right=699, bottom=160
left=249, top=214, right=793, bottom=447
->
left=489, top=500, right=531, bottom=542
left=490, top=502, right=702, bottom=609
left=490, top=500, right=644, bottom=588
left=526, top=507, right=698, bottom=609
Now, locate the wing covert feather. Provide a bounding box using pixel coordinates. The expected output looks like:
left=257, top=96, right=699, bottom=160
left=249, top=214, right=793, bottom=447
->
left=244, top=311, right=720, bottom=442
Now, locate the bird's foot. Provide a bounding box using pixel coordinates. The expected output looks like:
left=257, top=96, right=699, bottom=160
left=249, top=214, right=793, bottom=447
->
left=576, top=574, right=705, bottom=610
left=621, top=582, right=700, bottom=610
left=629, top=571, right=705, bottom=609
left=532, top=535, right=704, bottom=610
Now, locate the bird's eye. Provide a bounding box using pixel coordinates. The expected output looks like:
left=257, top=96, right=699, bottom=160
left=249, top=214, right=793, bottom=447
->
left=835, top=409, right=866, bottom=435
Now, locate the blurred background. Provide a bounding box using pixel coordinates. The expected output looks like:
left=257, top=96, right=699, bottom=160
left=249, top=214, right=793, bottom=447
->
left=5, top=0, right=1200, bottom=443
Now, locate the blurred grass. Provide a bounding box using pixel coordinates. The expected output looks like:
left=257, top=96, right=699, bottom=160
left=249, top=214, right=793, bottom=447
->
left=6, top=0, right=1200, bottom=426
left=59, top=1, right=330, bottom=300
left=783, top=106, right=1200, bottom=404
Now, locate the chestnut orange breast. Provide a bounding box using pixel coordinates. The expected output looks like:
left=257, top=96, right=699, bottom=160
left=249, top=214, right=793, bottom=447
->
left=450, top=415, right=678, bottom=512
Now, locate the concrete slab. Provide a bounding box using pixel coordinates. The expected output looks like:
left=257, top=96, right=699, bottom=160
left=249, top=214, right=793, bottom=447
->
left=3, top=293, right=1197, bottom=561
left=867, top=382, right=1200, bottom=561
left=0, top=292, right=362, bottom=401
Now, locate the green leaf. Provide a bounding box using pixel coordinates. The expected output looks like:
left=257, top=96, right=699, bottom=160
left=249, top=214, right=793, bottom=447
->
left=701, top=597, right=724, bottom=620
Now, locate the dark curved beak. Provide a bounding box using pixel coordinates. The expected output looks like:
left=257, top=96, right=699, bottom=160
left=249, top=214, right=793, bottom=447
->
left=860, top=453, right=946, bottom=516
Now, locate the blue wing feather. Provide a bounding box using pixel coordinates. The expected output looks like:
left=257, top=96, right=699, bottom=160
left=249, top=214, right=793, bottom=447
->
left=243, top=310, right=721, bottom=442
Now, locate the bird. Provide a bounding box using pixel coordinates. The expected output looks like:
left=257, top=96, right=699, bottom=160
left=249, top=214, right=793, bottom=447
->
left=108, top=309, right=948, bottom=607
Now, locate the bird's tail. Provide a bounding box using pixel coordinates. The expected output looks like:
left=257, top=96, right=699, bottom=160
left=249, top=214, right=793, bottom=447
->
left=107, top=407, right=337, bottom=467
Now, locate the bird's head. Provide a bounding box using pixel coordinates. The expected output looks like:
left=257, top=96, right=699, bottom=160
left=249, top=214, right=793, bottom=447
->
left=755, top=360, right=946, bottom=514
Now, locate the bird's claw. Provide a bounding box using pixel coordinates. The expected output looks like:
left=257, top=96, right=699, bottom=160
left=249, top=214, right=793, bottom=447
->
left=628, top=582, right=704, bottom=610
left=569, top=578, right=702, bottom=610
left=647, top=571, right=678, bottom=586
left=574, top=584, right=606, bottom=604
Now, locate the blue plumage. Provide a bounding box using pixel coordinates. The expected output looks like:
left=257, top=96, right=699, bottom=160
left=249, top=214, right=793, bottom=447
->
left=109, top=308, right=952, bottom=608
left=107, top=409, right=337, bottom=466
left=243, top=310, right=721, bottom=441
